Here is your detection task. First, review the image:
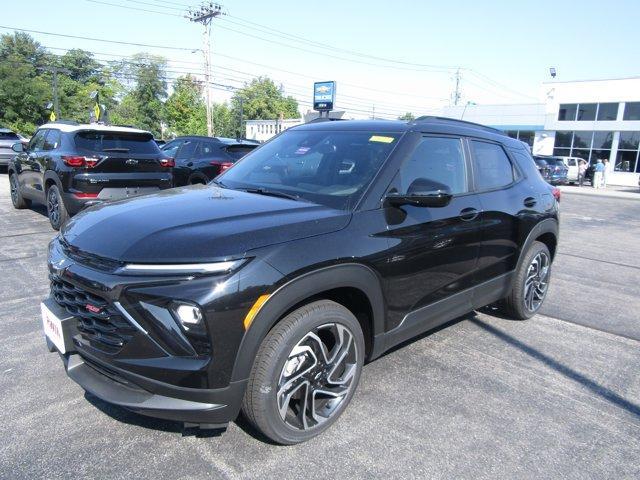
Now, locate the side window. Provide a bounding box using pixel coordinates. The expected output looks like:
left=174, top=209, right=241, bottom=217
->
left=194, top=141, right=217, bottom=159
left=29, top=129, right=47, bottom=152
left=397, top=136, right=468, bottom=195
left=175, top=140, right=198, bottom=161
left=43, top=129, right=61, bottom=151
left=161, top=140, right=184, bottom=158
left=470, top=140, right=515, bottom=190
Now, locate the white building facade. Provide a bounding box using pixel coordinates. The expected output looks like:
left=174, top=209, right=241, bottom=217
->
left=442, top=77, right=640, bottom=186
left=245, top=118, right=303, bottom=142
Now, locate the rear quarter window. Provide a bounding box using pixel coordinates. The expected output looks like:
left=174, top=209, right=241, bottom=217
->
left=75, top=131, right=160, bottom=154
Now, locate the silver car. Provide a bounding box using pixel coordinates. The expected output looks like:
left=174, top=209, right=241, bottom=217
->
left=0, top=128, right=23, bottom=168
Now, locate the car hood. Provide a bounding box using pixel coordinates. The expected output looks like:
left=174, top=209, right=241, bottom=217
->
left=62, top=185, right=351, bottom=263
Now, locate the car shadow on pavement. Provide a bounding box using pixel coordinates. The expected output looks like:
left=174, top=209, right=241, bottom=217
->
left=84, top=392, right=226, bottom=438
left=469, top=317, right=640, bottom=419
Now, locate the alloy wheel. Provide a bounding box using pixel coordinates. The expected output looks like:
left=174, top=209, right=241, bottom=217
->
left=10, top=176, right=19, bottom=205
left=523, top=251, right=550, bottom=312
left=47, top=189, right=60, bottom=225
left=277, top=322, right=358, bottom=431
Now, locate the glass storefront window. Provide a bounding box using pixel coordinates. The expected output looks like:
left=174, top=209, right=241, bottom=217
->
left=623, top=102, right=640, bottom=121
left=615, top=150, right=638, bottom=172
left=576, top=104, right=597, bottom=121
left=558, top=104, right=577, bottom=121
left=597, top=103, right=619, bottom=121
left=592, top=131, right=614, bottom=149
left=590, top=149, right=611, bottom=163
left=554, top=131, right=573, bottom=148
left=518, top=131, right=535, bottom=146
left=572, top=131, right=593, bottom=149
left=553, top=147, right=571, bottom=157
left=619, top=131, right=640, bottom=150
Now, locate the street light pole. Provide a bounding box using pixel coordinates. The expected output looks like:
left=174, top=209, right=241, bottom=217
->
left=187, top=3, right=224, bottom=137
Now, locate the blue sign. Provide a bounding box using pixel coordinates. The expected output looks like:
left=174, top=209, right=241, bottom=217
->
left=313, top=81, right=336, bottom=111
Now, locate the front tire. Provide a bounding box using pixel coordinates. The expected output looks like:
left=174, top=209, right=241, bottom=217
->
left=9, top=173, right=30, bottom=209
left=242, top=300, right=365, bottom=445
left=46, top=184, right=69, bottom=230
left=501, top=241, right=551, bottom=319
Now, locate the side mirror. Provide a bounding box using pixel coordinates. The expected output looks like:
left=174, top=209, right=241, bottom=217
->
left=385, top=178, right=453, bottom=208
left=12, top=142, right=24, bottom=153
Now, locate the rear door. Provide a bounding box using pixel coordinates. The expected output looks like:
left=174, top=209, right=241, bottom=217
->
left=469, top=139, right=527, bottom=290
left=72, top=130, right=173, bottom=195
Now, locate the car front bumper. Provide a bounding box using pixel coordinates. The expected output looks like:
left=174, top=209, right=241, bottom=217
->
left=62, top=350, right=246, bottom=427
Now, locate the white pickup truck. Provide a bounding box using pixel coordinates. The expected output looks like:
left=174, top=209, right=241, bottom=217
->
left=558, top=156, right=585, bottom=184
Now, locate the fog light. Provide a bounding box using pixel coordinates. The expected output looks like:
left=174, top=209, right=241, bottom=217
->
left=174, top=303, right=203, bottom=330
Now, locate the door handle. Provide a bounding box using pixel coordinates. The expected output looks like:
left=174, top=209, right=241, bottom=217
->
left=523, top=197, right=537, bottom=208
left=459, top=207, right=479, bottom=222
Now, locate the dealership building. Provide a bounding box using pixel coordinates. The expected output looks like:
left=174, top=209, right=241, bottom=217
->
left=442, top=76, right=640, bottom=186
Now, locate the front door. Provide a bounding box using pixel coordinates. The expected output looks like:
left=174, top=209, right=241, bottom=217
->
left=382, top=135, right=482, bottom=333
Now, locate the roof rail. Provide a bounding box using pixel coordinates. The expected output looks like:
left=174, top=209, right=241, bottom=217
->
left=49, top=119, right=79, bottom=126
left=307, top=117, right=344, bottom=123
left=413, top=116, right=506, bottom=136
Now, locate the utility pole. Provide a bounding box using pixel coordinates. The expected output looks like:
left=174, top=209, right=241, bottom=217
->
left=187, top=3, right=224, bottom=137
left=39, top=66, right=70, bottom=119
left=453, top=68, right=462, bottom=106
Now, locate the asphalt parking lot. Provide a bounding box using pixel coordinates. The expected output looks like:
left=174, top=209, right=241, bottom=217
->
left=0, top=174, right=638, bottom=479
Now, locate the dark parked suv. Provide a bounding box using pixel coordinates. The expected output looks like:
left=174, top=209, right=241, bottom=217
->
left=8, top=122, right=174, bottom=229
left=161, top=136, right=259, bottom=186
left=41, top=117, right=559, bottom=444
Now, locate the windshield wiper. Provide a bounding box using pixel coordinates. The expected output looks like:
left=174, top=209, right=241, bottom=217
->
left=241, top=187, right=300, bottom=201
left=102, top=147, right=130, bottom=152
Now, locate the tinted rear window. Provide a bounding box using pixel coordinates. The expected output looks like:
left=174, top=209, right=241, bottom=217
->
left=74, top=131, right=159, bottom=154
left=0, top=132, right=19, bottom=140
left=225, top=144, right=258, bottom=160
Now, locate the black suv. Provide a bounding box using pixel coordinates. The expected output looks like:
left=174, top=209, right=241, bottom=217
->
left=161, top=136, right=259, bottom=186
left=8, top=123, right=174, bottom=229
left=42, top=117, right=558, bottom=444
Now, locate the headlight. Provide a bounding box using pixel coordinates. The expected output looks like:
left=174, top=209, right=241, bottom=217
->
left=117, top=259, right=246, bottom=276
left=174, top=303, right=203, bottom=330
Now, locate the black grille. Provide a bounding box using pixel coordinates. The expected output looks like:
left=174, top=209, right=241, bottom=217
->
left=50, top=274, right=137, bottom=353
left=59, top=238, right=123, bottom=272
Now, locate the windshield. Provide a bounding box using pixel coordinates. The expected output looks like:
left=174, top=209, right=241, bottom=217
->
left=217, top=129, right=401, bottom=210
left=75, top=131, right=160, bottom=154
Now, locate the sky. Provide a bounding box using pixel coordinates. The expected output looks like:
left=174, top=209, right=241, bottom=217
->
left=4, top=0, right=640, bottom=119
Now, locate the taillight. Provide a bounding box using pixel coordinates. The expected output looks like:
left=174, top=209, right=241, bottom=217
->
left=73, top=192, right=99, bottom=199
left=212, top=161, right=234, bottom=172
left=62, top=156, right=99, bottom=168
left=160, top=157, right=175, bottom=168
left=551, top=187, right=561, bottom=202
left=62, top=155, right=100, bottom=168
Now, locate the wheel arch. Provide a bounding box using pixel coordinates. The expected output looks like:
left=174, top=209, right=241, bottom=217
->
left=43, top=170, right=62, bottom=192
left=230, top=263, right=386, bottom=383
left=516, top=218, right=559, bottom=274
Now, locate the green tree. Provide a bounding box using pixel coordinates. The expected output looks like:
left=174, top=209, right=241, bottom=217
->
left=60, top=49, right=101, bottom=83
left=230, top=77, right=299, bottom=130
left=112, top=54, right=167, bottom=136
left=165, top=75, right=206, bottom=136
left=0, top=32, right=52, bottom=134
left=398, top=112, right=415, bottom=121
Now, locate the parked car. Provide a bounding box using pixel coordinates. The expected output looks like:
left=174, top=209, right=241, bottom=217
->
left=8, top=122, right=174, bottom=229
left=533, top=156, right=552, bottom=182
left=161, top=136, right=259, bottom=186
left=557, top=156, right=583, bottom=183
left=0, top=128, right=23, bottom=171
left=533, top=156, right=568, bottom=185
left=42, top=117, right=558, bottom=444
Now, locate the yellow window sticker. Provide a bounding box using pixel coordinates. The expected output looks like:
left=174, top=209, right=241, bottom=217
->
left=369, top=135, right=395, bottom=144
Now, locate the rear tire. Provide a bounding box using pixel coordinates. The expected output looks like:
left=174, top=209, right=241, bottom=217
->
left=46, top=184, right=69, bottom=231
left=242, top=300, right=365, bottom=445
left=501, top=241, right=551, bottom=320
left=9, top=173, right=30, bottom=209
